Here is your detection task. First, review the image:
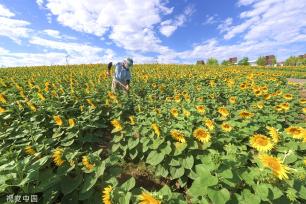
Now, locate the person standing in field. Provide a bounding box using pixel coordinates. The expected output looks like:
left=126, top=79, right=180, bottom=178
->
left=107, top=58, right=133, bottom=93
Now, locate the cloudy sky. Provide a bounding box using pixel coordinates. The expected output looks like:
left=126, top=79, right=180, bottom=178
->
left=0, top=0, right=305, bottom=66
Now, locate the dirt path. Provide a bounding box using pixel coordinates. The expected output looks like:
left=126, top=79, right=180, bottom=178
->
left=287, top=78, right=306, bottom=98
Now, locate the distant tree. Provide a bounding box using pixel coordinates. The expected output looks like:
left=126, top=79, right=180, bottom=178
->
left=238, top=57, right=250, bottom=66
left=221, top=60, right=229, bottom=65
left=207, top=58, right=219, bottom=65
left=284, top=56, right=298, bottom=66
left=256, top=56, right=266, bottom=66
left=271, top=57, right=277, bottom=65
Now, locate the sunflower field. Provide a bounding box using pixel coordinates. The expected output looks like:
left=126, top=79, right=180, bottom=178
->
left=0, top=64, right=306, bottom=204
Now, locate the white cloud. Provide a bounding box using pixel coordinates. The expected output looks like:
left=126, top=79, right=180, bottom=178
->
left=0, top=4, right=32, bottom=43
left=0, top=4, right=15, bottom=17
left=38, top=0, right=175, bottom=53
left=203, top=14, right=218, bottom=25
left=29, top=36, right=103, bottom=56
left=237, top=0, right=258, bottom=6
left=43, top=29, right=61, bottom=39
left=222, top=0, right=306, bottom=42
left=160, top=5, right=194, bottom=37
left=217, top=17, right=233, bottom=33
left=36, top=0, right=45, bottom=7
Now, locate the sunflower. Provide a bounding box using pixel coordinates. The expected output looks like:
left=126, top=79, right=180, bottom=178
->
left=129, top=116, right=136, bottom=125
left=111, top=119, right=123, bottom=132
left=285, top=126, right=305, bottom=139
left=204, top=119, right=214, bottom=130
left=218, top=107, right=229, bottom=118
left=275, top=105, right=282, bottom=112
left=229, top=96, right=236, bottom=104
left=82, top=156, right=95, bottom=171
left=257, top=101, right=264, bottom=109
left=275, top=90, right=283, bottom=96
left=196, top=105, right=205, bottom=114
left=86, top=99, right=96, bottom=109
left=240, top=83, right=247, bottom=90
left=24, top=146, right=36, bottom=155
left=300, top=99, right=306, bottom=104
left=68, top=118, right=75, bottom=127
left=107, top=92, right=117, bottom=101
left=37, top=92, right=45, bottom=101
left=174, top=95, right=181, bottom=103
left=165, top=97, right=172, bottom=102
left=183, top=109, right=191, bottom=117
left=303, top=107, right=306, bottom=114
left=193, top=128, right=211, bottom=143
left=221, top=122, right=232, bottom=132
left=184, top=95, right=191, bottom=102
left=170, top=108, right=179, bottom=117
left=0, top=106, right=5, bottom=113
left=170, top=130, right=186, bottom=143
left=280, top=102, right=290, bottom=111
left=266, top=126, right=279, bottom=144
left=26, top=101, right=37, bottom=112
left=0, top=93, right=7, bottom=103
left=263, top=94, right=271, bottom=100
left=254, top=90, right=262, bottom=97
left=283, top=94, right=293, bottom=100
left=138, top=192, right=161, bottom=204
left=151, top=123, right=160, bottom=137
left=53, top=115, right=63, bottom=126
left=258, top=154, right=290, bottom=180
left=52, top=148, right=64, bottom=166
left=102, top=185, right=112, bottom=204
left=239, top=110, right=254, bottom=119
left=250, top=134, right=274, bottom=152
left=261, top=86, right=268, bottom=93
left=197, top=97, right=204, bottom=102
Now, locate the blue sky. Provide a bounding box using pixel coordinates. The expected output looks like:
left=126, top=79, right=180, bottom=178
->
left=0, top=0, right=305, bottom=66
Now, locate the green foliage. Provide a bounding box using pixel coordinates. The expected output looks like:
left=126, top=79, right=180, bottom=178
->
left=238, top=57, right=250, bottom=66
left=256, top=56, right=266, bottom=66
left=207, top=57, right=219, bottom=65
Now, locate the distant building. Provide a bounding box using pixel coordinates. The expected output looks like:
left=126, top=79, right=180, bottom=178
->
left=229, top=57, right=237, bottom=64
left=298, top=54, right=306, bottom=58
left=196, top=60, right=205, bottom=65
left=265, top=55, right=276, bottom=65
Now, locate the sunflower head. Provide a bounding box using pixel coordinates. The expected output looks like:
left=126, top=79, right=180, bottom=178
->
left=285, top=126, right=305, bottom=139
left=239, top=110, right=254, bottom=119
left=111, top=119, right=123, bottom=132
left=299, top=98, right=306, bottom=104
left=221, top=122, right=232, bottom=132
left=138, top=192, right=161, bottom=204
left=204, top=119, right=214, bottom=130
left=0, top=106, right=5, bottom=113
left=174, top=95, right=181, bottom=103
left=53, top=115, right=63, bottom=126
left=266, top=126, right=279, bottom=144
left=258, top=154, right=290, bottom=180
left=196, top=105, right=205, bottom=114
left=283, top=94, right=293, bottom=100
left=24, top=146, right=36, bottom=155
left=229, top=96, right=236, bottom=104
left=52, top=148, right=64, bottom=166
left=102, top=185, right=112, bottom=204
left=129, top=116, right=136, bottom=125
left=170, top=130, right=186, bottom=143
left=257, top=101, right=264, bottom=109
left=170, top=108, right=179, bottom=117
left=218, top=107, right=229, bottom=117
left=68, top=118, right=75, bottom=127
left=280, top=102, right=290, bottom=111
left=82, top=156, right=95, bottom=171
left=250, top=134, right=274, bottom=152
left=151, top=123, right=160, bottom=137
left=193, top=128, right=211, bottom=143
left=0, top=93, right=7, bottom=104
left=183, top=109, right=191, bottom=117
